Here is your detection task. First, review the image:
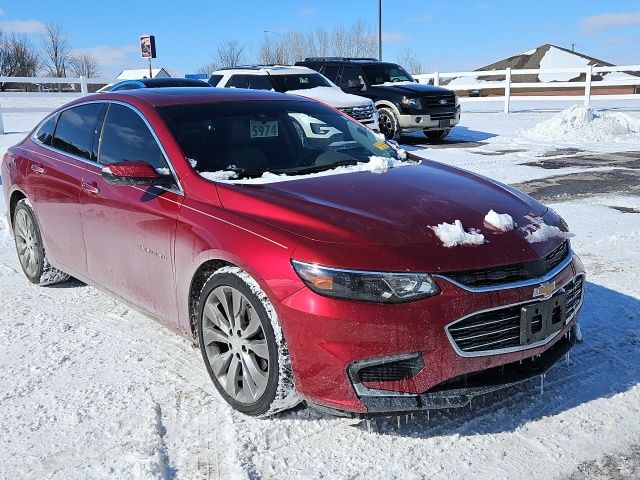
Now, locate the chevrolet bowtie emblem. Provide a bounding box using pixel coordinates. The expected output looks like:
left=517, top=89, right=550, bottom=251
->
left=533, top=281, right=556, bottom=298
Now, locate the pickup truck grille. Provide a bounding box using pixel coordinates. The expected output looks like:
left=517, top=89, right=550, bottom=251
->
left=444, top=241, right=570, bottom=288
left=447, top=275, right=584, bottom=355
left=421, top=93, right=456, bottom=108
left=339, top=104, right=375, bottom=121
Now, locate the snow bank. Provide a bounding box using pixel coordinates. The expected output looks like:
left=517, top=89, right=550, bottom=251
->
left=520, top=215, right=575, bottom=243
left=430, top=220, right=485, bottom=247
left=522, top=105, right=640, bottom=143
left=484, top=210, right=515, bottom=232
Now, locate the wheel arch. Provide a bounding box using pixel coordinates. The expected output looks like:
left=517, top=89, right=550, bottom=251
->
left=374, top=100, right=401, bottom=115
left=8, top=188, right=27, bottom=229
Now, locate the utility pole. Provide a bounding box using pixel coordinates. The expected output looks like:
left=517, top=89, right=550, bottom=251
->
left=378, top=0, right=382, bottom=60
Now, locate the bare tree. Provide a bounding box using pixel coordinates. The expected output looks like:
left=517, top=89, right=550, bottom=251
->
left=69, top=53, right=100, bottom=78
left=199, top=40, right=248, bottom=74
left=41, top=23, right=71, bottom=78
left=396, top=47, right=424, bottom=75
left=0, top=31, right=39, bottom=90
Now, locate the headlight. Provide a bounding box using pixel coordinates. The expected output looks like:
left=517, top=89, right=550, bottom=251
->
left=400, top=96, right=422, bottom=109
left=291, top=261, right=440, bottom=303
left=454, top=94, right=460, bottom=107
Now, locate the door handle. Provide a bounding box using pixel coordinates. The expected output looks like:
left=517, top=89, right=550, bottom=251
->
left=31, top=164, right=45, bottom=174
left=81, top=181, right=100, bottom=195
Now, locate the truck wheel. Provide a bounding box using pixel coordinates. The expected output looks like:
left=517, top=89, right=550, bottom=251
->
left=13, top=199, right=70, bottom=286
left=378, top=107, right=401, bottom=141
left=423, top=129, right=451, bottom=143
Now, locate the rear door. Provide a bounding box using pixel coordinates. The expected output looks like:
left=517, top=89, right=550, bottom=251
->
left=80, top=102, right=183, bottom=321
left=27, top=103, right=104, bottom=276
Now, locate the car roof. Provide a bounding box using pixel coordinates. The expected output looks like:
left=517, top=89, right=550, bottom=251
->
left=81, top=87, right=319, bottom=108
left=211, top=65, right=316, bottom=76
left=110, top=77, right=212, bottom=89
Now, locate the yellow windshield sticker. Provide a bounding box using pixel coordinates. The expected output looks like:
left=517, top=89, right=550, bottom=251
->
left=373, top=141, right=390, bottom=150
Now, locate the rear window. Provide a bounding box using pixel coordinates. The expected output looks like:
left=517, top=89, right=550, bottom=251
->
left=52, top=103, right=104, bottom=160
left=34, top=114, right=58, bottom=146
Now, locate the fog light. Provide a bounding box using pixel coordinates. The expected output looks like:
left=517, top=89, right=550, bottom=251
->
left=415, top=117, right=422, bottom=123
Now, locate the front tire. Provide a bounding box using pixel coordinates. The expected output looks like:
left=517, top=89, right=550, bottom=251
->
left=197, top=267, right=298, bottom=416
left=378, top=107, right=401, bottom=141
left=13, top=199, right=70, bottom=286
left=423, top=128, right=451, bottom=143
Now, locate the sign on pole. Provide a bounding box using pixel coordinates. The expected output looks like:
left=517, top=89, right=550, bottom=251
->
left=140, top=34, right=156, bottom=78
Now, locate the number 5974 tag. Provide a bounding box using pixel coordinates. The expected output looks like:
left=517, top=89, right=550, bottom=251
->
left=250, top=120, right=278, bottom=138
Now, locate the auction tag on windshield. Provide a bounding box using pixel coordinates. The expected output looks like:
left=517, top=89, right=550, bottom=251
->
left=373, top=141, right=389, bottom=150
left=250, top=120, right=278, bottom=138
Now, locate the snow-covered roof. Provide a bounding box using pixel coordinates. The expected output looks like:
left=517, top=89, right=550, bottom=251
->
left=116, top=68, right=171, bottom=80
left=212, top=65, right=315, bottom=76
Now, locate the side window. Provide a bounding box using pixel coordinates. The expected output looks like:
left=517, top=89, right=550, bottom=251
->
left=99, top=104, right=171, bottom=175
left=226, top=75, right=251, bottom=88
left=208, top=74, right=223, bottom=86
left=35, top=114, right=58, bottom=146
left=321, top=66, right=340, bottom=82
left=339, top=67, right=361, bottom=89
left=52, top=103, right=103, bottom=160
left=112, top=83, right=141, bottom=91
left=248, top=75, right=273, bottom=90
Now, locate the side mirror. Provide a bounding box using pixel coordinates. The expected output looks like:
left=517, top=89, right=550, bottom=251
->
left=101, top=161, right=173, bottom=187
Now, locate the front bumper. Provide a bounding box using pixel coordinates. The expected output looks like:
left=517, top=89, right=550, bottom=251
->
left=277, top=254, right=585, bottom=415
left=397, top=108, right=461, bottom=132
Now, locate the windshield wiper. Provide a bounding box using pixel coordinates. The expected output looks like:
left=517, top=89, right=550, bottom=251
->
left=280, top=159, right=360, bottom=176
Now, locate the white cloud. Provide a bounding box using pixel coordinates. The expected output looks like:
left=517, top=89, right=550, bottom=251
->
left=382, top=31, right=410, bottom=43
left=406, top=15, right=433, bottom=23
left=71, top=44, right=139, bottom=67
left=0, top=19, right=47, bottom=34
left=299, top=6, right=318, bottom=15
left=580, top=12, right=640, bottom=35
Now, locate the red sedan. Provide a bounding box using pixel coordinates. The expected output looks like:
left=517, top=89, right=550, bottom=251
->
left=1, top=88, right=584, bottom=417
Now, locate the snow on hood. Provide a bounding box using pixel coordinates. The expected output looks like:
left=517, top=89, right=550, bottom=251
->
left=286, top=86, right=372, bottom=108
left=522, top=105, right=640, bottom=143
left=430, top=220, right=485, bottom=247
left=484, top=210, right=516, bottom=232
left=372, top=80, right=416, bottom=87
left=520, top=215, right=575, bottom=243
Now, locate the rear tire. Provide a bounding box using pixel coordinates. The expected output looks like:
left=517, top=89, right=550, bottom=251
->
left=423, top=128, right=451, bottom=143
left=378, top=107, right=401, bottom=141
left=197, top=267, right=298, bottom=416
left=13, top=199, right=70, bottom=286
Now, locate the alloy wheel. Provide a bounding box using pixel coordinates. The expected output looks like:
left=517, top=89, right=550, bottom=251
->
left=201, top=285, right=271, bottom=404
left=14, top=208, right=41, bottom=279
left=378, top=108, right=399, bottom=140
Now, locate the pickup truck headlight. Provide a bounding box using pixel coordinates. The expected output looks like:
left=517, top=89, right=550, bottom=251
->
left=292, top=261, right=440, bottom=303
left=400, top=96, right=422, bottom=109
left=455, top=94, right=460, bottom=107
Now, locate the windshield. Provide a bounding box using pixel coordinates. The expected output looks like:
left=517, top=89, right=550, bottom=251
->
left=268, top=73, right=332, bottom=93
left=361, top=64, right=414, bottom=85
left=158, top=100, right=399, bottom=179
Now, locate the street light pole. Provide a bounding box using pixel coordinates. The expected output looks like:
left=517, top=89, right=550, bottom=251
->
left=378, top=0, right=382, bottom=60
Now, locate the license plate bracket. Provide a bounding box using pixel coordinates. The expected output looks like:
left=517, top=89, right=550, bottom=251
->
left=438, top=119, right=450, bottom=128
left=520, top=291, right=567, bottom=345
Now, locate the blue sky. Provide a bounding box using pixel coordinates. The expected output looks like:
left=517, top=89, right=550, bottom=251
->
left=1, top=1, right=639, bottom=77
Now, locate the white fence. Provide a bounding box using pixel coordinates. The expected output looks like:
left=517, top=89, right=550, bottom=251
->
left=414, top=64, right=640, bottom=113
left=0, top=76, right=115, bottom=134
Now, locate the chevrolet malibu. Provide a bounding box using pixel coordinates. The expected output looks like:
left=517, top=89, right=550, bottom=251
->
left=1, top=88, right=585, bottom=417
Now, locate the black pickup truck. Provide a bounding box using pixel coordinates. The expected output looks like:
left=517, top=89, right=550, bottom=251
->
left=296, top=57, right=460, bottom=142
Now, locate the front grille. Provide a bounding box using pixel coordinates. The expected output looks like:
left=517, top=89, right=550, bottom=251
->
left=421, top=93, right=456, bottom=108
left=339, top=104, right=375, bottom=121
left=445, top=241, right=570, bottom=288
left=447, top=275, right=584, bottom=355
left=357, top=355, right=424, bottom=382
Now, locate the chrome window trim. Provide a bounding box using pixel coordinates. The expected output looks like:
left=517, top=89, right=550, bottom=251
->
left=31, top=99, right=184, bottom=196
left=444, top=273, right=586, bottom=358
left=434, top=248, right=573, bottom=293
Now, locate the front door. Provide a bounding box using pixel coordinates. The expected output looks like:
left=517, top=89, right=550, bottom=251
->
left=80, top=102, right=183, bottom=322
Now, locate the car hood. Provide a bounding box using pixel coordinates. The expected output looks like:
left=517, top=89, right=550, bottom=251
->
left=370, top=83, right=453, bottom=96
left=287, top=86, right=372, bottom=108
left=215, top=160, right=566, bottom=268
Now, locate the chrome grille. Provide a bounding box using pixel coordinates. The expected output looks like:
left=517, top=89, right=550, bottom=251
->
left=447, top=275, right=584, bottom=355
left=339, top=104, right=375, bottom=120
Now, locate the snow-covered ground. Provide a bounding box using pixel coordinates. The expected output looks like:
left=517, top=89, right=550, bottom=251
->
left=1, top=100, right=639, bottom=479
